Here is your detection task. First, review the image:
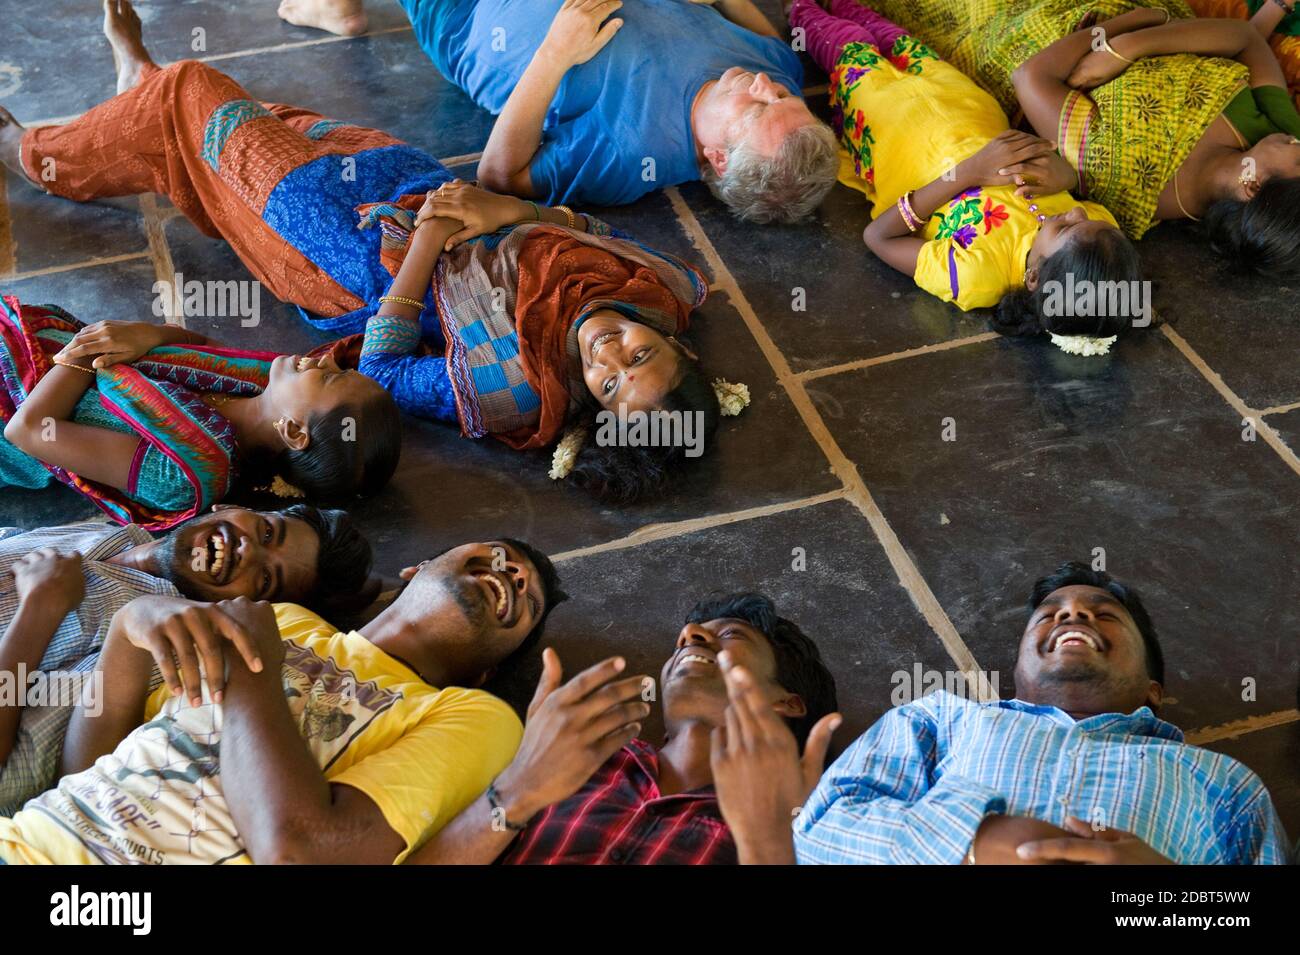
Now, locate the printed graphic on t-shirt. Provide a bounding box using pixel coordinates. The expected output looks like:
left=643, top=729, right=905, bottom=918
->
left=28, top=643, right=401, bottom=864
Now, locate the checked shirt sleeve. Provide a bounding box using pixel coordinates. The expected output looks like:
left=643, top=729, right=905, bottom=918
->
left=793, top=698, right=1006, bottom=865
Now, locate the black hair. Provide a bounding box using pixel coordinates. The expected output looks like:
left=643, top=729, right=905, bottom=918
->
left=685, top=591, right=838, bottom=746
left=493, top=536, right=568, bottom=672
left=1203, top=177, right=1300, bottom=283
left=991, top=227, right=1143, bottom=339
left=568, top=354, right=721, bottom=504
left=277, top=504, right=379, bottom=615
left=1028, top=561, right=1164, bottom=685
left=274, top=388, right=402, bottom=503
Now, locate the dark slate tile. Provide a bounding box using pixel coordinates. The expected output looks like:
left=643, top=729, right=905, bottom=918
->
left=1, top=256, right=157, bottom=324
left=214, top=30, right=494, bottom=161
left=2, top=169, right=145, bottom=277
left=678, top=179, right=989, bottom=373
left=0, top=0, right=409, bottom=120
left=813, top=332, right=1300, bottom=730
left=487, top=498, right=950, bottom=743
left=162, top=213, right=335, bottom=354
left=344, top=292, right=839, bottom=561
left=1143, top=221, right=1300, bottom=412
left=1204, top=721, right=1300, bottom=843
left=1269, top=409, right=1300, bottom=455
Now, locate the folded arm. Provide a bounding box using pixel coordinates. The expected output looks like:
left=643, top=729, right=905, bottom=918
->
left=1112, top=17, right=1286, bottom=87
left=713, top=0, right=781, bottom=39
left=477, top=0, right=624, bottom=196
left=1011, top=8, right=1173, bottom=141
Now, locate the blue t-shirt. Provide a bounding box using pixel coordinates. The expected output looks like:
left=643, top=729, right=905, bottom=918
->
left=408, top=0, right=803, bottom=205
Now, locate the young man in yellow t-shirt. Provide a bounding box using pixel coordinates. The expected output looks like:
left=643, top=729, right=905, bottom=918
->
left=0, top=539, right=563, bottom=865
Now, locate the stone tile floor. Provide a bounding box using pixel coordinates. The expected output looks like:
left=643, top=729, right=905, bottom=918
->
left=1, top=0, right=1295, bottom=834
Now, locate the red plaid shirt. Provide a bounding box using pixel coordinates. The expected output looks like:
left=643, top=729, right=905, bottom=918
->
left=500, top=739, right=737, bottom=865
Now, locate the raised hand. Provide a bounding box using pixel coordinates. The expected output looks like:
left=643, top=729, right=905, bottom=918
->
left=710, top=650, right=840, bottom=864
left=541, top=0, right=625, bottom=68
left=491, top=648, right=651, bottom=825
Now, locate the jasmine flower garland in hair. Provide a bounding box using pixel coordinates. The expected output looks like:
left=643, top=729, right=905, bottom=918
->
left=712, top=379, right=750, bottom=416
left=1048, top=333, right=1118, bottom=357
left=548, top=425, right=589, bottom=480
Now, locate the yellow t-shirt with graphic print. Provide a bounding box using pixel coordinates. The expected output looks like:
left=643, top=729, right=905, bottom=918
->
left=0, top=603, right=522, bottom=864
left=831, top=38, right=1119, bottom=311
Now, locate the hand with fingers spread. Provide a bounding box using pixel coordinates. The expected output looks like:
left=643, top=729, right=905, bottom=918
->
left=58, top=320, right=174, bottom=369
left=958, top=130, right=1059, bottom=190
left=710, top=650, right=841, bottom=864
left=413, top=179, right=533, bottom=250
left=541, top=0, right=625, bottom=68
left=998, top=149, right=1080, bottom=200
left=11, top=548, right=85, bottom=612
left=114, top=595, right=277, bottom=707
left=490, top=648, right=651, bottom=826
left=1015, top=814, right=1175, bottom=864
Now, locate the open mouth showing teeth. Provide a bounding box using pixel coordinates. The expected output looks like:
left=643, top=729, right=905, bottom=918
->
left=677, top=652, right=716, bottom=670
left=474, top=571, right=510, bottom=622
left=1051, top=630, right=1101, bottom=652
left=204, top=529, right=230, bottom=582
left=296, top=356, right=311, bottom=371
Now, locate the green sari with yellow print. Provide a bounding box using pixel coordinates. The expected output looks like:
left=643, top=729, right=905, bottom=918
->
left=864, top=0, right=1249, bottom=237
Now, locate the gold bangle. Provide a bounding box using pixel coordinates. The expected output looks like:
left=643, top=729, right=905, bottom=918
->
left=52, top=355, right=96, bottom=374
left=555, top=204, right=577, bottom=230
left=1101, top=37, right=1133, bottom=64
left=378, top=294, right=425, bottom=310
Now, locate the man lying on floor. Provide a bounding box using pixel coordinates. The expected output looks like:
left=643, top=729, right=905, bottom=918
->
left=0, top=504, right=372, bottom=816
left=0, top=540, right=562, bottom=864
left=771, top=562, right=1289, bottom=865
left=405, top=592, right=838, bottom=865
left=394, top=0, right=838, bottom=221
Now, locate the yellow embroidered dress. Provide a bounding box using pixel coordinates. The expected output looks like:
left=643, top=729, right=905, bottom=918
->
left=832, top=39, right=1118, bottom=310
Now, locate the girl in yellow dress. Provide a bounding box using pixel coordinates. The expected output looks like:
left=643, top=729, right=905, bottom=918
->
left=790, top=0, right=1144, bottom=351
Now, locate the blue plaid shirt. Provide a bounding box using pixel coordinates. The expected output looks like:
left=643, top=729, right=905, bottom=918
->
left=794, top=691, right=1289, bottom=865
left=0, top=522, right=178, bottom=815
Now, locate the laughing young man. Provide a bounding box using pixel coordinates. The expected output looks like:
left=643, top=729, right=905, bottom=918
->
left=405, top=591, right=839, bottom=865
left=0, top=504, right=371, bottom=815
left=0, top=539, right=564, bottom=864
left=790, top=562, right=1290, bottom=865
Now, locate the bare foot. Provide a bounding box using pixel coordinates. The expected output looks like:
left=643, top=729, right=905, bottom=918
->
left=103, top=0, right=155, bottom=94
left=0, top=106, right=29, bottom=182
left=278, top=0, right=369, bottom=37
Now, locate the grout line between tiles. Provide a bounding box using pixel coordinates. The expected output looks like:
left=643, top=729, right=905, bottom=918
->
left=665, top=186, right=992, bottom=698
left=1161, top=325, right=1300, bottom=480
left=1185, top=708, right=1299, bottom=746
left=139, top=194, right=183, bottom=326
left=797, top=332, right=1001, bottom=382
left=5, top=251, right=151, bottom=281
left=440, top=152, right=483, bottom=168
left=1259, top=399, right=1300, bottom=418
left=550, top=490, right=846, bottom=563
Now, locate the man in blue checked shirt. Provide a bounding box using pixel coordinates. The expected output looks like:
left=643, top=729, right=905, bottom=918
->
left=0, top=504, right=375, bottom=815
left=708, top=561, right=1289, bottom=864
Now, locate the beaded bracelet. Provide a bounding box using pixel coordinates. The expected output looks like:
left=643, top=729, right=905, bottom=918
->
left=378, top=294, right=425, bottom=310
left=485, top=781, right=530, bottom=832
left=53, top=355, right=96, bottom=374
